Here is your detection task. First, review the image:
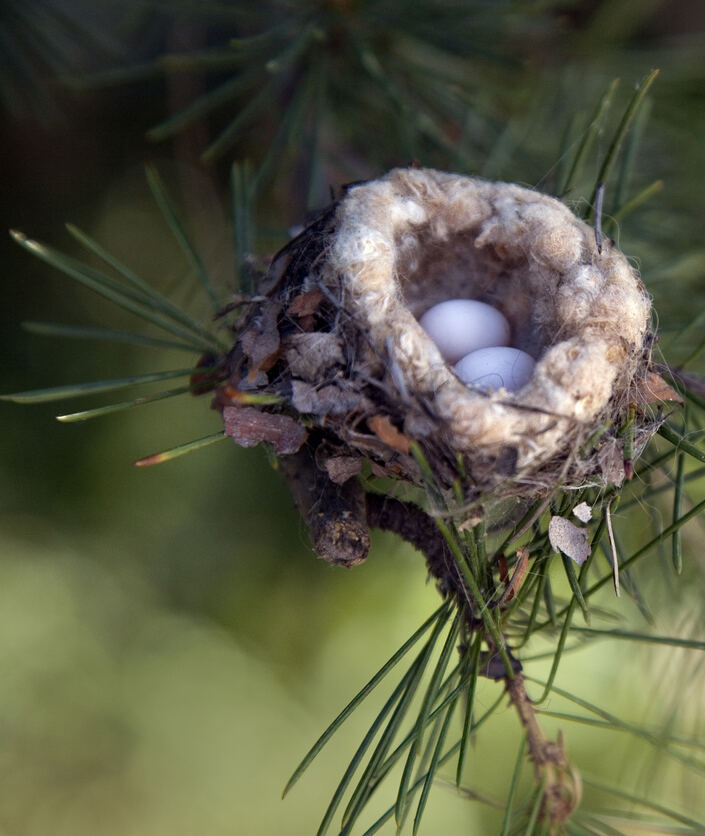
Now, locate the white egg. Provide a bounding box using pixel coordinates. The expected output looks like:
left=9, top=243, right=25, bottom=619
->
left=454, top=346, right=536, bottom=393
left=418, top=299, right=511, bottom=364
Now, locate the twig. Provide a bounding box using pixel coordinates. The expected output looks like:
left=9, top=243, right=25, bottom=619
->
left=506, top=674, right=582, bottom=831
left=365, top=493, right=466, bottom=602
left=278, top=439, right=370, bottom=566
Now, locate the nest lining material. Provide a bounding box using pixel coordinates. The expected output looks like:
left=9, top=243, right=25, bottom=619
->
left=224, top=167, right=653, bottom=502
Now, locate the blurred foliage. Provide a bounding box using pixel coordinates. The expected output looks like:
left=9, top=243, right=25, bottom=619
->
left=2, top=0, right=705, bottom=834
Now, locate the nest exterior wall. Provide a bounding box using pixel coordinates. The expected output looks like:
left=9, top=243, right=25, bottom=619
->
left=325, top=168, right=652, bottom=471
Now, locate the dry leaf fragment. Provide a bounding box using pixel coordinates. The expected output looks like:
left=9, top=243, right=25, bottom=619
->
left=290, top=381, right=361, bottom=416
left=287, top=288, right=325, bottom=318
left=548, top=516, right=591, bottom=566
left=240, top=300, right=281, bottom=372
left=632, top=371, right=684, bottom=405
left=223, top=406, right=307, bottom=455
left=496, top=547, right=530, bottom=606
left=367, top=415, right=411, bottom=454
left=324, top=456, right=362, bottom=485
left=285, top=332, right=345, bottom=380
left=572, top=502, right=592, bottom=523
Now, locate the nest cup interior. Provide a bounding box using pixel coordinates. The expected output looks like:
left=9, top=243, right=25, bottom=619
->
left=399, top=227, right=545, bottom=362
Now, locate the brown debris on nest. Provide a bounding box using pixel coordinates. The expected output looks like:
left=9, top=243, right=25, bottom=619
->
left=213, top=167, right=665, bottom=569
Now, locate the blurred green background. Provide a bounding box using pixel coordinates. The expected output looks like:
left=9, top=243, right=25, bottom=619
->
left=2, top=2, right=705, bottom=834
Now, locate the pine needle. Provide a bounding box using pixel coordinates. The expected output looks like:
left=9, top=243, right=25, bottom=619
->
left=358, top=692, right=506, bottom=836
left=657, top=424, right=705, bottom=465
left=560, top=78, right=620, bottom=198
left=530, top=680, right=705, bottom=777
left=412, top=692, right=458, bottom=836
left=200, top=81, right=275, bottom=164
left=231, top=160, right=255, bottom=293
left=147, top=70, right=261, bottom=142
left=315, top=659, right=421, bottom=836
left=524, top=776, right=548, bottom=836
left=133, top=430, right=228, bottom=467
left=582, top=776, right=705, bottom=830
left=395, top=609, right=462, bottom=827
left=455, top=631, right=483, bottom=786
left=22, top=321, right=197, bottom=353
left=340, top=607, right=453, bottom=834
left=560, top=554, right=590, bottom=624
left=10, top=230, right=221, bottom=353
left=586, top=69, right=660, bottom=222
left=64, top=223, right=223, bottom=348
left=145, top=165, right=220, bottom=310
left=282, top=601, right=449, bottom=798
left=499, top=736, right=527, bottom=836
left=1, top=369, right=195, bottom=404
left=56, top=383, right=201, bottom=422
left=569, top=628, right=705, bottom=651
left=610, top=179, right=664, bottom=224
left=538, top=711, right=705, bottom=752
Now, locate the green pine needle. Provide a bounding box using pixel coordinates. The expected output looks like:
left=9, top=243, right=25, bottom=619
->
left=55, top=383, right=202, bottom=422
left=411, top=693, right=458, bottom=836
left=395, top=609, right=462, bottom=827
left=231, top=160, right=255, bottom=292
left=610, top=179, right=664, bottom=225
left=672, top=451, right=686, bottom=574
left=282, top=601, right=450, bottom=799
left=586, top=69, right=659, bottom=221
left=144, top=165, right=220, bottom=310
left=200, top=81, right=275, bottom=164
left=315, top=657, right=421, bottom=836
left=657, top=424, right=705, bottom=465
left=340, top=607, right=453, bottom=834
left=133, top=431, right=228, bottom=467
left=357, top=662, right=465, bottom=802
left=10, top=230, right=222, bottom=354
left=455, top=631, right=483, bottom=786
left=530, top=680, right=705, bottom=777
left=358, top=692, right=506, bottom=836
left=538, top=711, right=705, bottom=753
left=535, top=597, right=578, bottom=704
left=22, top=321, right=198, bottom=353
left=499, top=736, right=527, bottom=836
left=560, top=554, right=590, bottom=625
left=582, top=776, right=705, bottom=831
left=64, top=223, right=224, bottom=348
left=147, top=70, right=261, bottom=142
left=560, top=78, right=620, bottom=198
left=524, top=777, right=548, bottom=836
left=568, top=627, right=705, bottom=652
left=250, top=63, right=318, bottom=192
left=1, top=369, right=195, bottom=404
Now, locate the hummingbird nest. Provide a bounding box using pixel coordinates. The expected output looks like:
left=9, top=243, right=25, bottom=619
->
left=216, top=167, right=661, bottom=567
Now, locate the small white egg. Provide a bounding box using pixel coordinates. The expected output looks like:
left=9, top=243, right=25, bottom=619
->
left=419, top=299, right=511, bottom=364
left=454, top=346, right=536, bottom=393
